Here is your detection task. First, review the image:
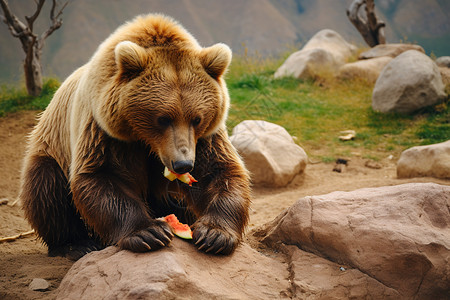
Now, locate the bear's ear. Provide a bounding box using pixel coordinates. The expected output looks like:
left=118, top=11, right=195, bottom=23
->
left=200, top=43, right=232, bottom=80
left=115, top=41, right=148, bottom=78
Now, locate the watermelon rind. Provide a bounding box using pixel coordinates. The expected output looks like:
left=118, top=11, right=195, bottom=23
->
left=163, top=167, right=177, bottom=181
left=173, top=230, right=193, bottom=240
left=163, top=214, right=193, bottom=240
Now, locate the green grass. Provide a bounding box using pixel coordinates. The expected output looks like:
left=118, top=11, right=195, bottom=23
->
left=226, top=53, right=450, bottom=161
left=0, top=78, right=60, bottom=116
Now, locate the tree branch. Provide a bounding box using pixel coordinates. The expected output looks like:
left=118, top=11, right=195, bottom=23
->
left=25, top=0, right=45, bottom=32
left=39, top=0, right=69, bottom=45
left=346, top=0, right=366, bottom=28
left=0, top=0, right=31, bottom=39
left=51, top=0, right=68, bottom=20
left=347, top=0, right=386, bottom=47
left=365, top=0, right=386, bottom=44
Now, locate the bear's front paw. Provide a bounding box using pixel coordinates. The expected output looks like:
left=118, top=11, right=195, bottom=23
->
left=192, top=221, right=239, bottom=255
left=118, top=220, right=173, bottom=252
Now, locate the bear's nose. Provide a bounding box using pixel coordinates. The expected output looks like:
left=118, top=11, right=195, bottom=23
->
left=172, top=160, right=194, bottom=174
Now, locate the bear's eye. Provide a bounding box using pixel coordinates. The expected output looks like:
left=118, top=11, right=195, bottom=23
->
left=192, top=117, right=201, bottom=127
left=157, top=116, right=172, bottom=127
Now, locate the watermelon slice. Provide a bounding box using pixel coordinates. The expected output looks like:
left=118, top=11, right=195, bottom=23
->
left=162, top=214, right=193, bottom=240
left=163, top=167, right=198, bottom=186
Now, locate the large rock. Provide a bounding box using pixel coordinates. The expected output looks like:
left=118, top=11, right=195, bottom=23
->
left=258, top=183, right=450, bottom=299
left=301, top=29, right=357, bottom=64
left=275, top=29, right=356, bottom=79
left=436, top=56, right=450, bottom=68
left=274, top=48, right=339, bottom=79
left=397, top=140, right=450, bottom=179
left=57, top=231, right=399, bottom=300
left=57, top=239, right=289, bottom=300
left=358, top=43, right=425, bottom=59
left=57, top=183, right=450, bottom=299
left=338, top=56, right=392, bottom=83
left=439, top=66, right=450, bottom=86
left=372, top=50, right=446, bottom=114
left=230, top=120, right=307, bottom=187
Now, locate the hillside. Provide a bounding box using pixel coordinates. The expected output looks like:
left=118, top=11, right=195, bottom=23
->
left=0, top=0, right=449, bottom=83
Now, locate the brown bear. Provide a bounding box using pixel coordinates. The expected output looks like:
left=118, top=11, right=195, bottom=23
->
left=20, top=14, right=251, bottom=260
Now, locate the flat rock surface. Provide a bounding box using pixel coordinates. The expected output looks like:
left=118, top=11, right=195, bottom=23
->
left=358, top=43, right=425, bottom=59
left=56, top=239, right=289, bottom=300
left=338, top=56, right=392, bottom=83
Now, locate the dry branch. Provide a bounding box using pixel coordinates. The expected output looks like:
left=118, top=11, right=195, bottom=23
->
left=347, top=0, right=385, bottom=47
left=0, top=229, right=35, bottom=243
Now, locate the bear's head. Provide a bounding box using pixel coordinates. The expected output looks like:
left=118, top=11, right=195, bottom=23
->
left=95, top=25, right=232, bottom=174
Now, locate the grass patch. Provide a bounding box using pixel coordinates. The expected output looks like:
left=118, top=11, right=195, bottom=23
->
left=226, top=53, right=450, bottom=161
left=415, top=102, right=450, bottom=144
left=0, top=78, right=59, bottom=116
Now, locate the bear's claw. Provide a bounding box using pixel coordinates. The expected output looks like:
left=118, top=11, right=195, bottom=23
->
left=119, top=220, right=173, bottom=252
left=192, top=221, right=238, bottom=255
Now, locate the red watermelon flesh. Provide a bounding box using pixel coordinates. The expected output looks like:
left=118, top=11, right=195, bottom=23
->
left=163, top=214, right=193, bottom=239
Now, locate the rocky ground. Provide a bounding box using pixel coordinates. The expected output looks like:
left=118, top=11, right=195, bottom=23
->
left=0, top=111, right=449, bottom=299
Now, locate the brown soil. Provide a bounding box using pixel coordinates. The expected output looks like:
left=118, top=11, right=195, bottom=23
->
left=1, top=111, right=448, bottom=299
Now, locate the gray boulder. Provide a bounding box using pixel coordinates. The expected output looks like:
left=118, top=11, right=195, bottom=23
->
left=230, top=120, right=307, bottom=187
left=301, top=29, right=357, bottom=64
left=338, top=56, right=392, bottom=83
left=397, top=140, right=450, bottom=179
left=436, top=56, right=450, bottom=68
left=439, top=66, right=450, bottom=85
left=359, top=43, right=425, bottom=60
left=274, top=48, right=338, bottom=79
left=372, top=50, right=446, bottom=114
left=275, top=29, right=356, bottom=79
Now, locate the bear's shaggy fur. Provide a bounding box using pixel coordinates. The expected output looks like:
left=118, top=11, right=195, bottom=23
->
left=20, top=14, right=251, bottom=259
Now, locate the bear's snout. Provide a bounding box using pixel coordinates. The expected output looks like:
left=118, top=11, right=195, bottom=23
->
left=172, top=160, right=194, bottom=174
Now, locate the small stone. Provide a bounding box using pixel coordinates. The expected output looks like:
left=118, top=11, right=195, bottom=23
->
left=29, top=278, right=50, bottom=291
left=333, top=159, right=348, bottom=173
left=339, top=130, right=356, bottom=141
left=364, top=160, right=382, bottom=169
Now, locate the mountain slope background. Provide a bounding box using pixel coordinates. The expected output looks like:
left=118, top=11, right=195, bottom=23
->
left=0, top=0, right=449, bottom=83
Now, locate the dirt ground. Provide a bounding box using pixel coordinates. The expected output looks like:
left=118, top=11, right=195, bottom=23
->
left=0, top=110, right=448, bottom=300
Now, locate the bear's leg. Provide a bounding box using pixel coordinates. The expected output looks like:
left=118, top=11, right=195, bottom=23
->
left=21, top=155, right=103, bottom=260
left=71, top=171, right=174, bottom=252
left=187, top=129, right=251, bottom=255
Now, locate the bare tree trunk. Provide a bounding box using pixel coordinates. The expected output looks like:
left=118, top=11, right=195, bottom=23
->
left=24, top=40, right=44, bottom=96
left=0, top=0, right=68, bottom=97
left=347, top=0, right=386, bottom=47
